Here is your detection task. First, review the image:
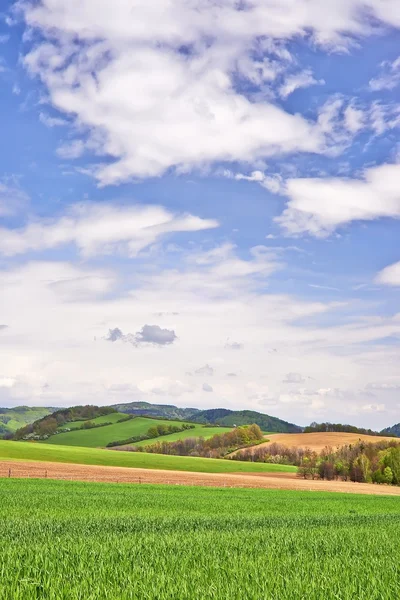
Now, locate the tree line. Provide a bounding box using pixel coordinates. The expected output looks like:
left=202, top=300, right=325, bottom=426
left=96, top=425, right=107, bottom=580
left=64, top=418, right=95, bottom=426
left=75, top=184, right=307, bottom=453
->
left=303, top=421, right=388, bottom=436
left=232, top=439, right=400, bottom=485
left=13, top=405, right=116, bottom=440
left=123, top=424, right=264, bottom=458
left=107, top=423, right=196, bottom=447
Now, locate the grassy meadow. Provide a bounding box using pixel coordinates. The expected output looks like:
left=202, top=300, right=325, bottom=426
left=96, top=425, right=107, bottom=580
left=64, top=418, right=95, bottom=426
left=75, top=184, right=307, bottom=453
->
left=0, top=440, right=296, bottom=473
left=43, top=416, right=198, bottom=447
left=59, top=411, right=127, bottom=430
left=132, top=424, right=233, bottom=447
left=0, top=479, right=399, bottom=599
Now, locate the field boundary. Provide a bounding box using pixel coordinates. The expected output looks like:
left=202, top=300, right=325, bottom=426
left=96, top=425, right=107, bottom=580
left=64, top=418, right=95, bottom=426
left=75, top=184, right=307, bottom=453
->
left=1, top=459, right=400, bottom=495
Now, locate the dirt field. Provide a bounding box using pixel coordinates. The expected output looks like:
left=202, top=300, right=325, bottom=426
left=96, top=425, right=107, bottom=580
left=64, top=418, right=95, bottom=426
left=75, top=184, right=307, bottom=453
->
left=246, top=431, right=397, bottom=453
left=1, top=459, right=400, bottom=495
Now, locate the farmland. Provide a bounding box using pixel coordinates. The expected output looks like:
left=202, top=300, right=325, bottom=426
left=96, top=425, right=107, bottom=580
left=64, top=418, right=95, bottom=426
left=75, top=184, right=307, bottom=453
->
left=42, top=416, right=199, bottom=447
left=59, top=411, right=126, bottom=430
left=1, top=479, right=400, bottom=599
left=241, top=431, right=396, bottom=453
left=0, top=440, right=295, bottom=473
left=132, top=424, right=233, bottom=447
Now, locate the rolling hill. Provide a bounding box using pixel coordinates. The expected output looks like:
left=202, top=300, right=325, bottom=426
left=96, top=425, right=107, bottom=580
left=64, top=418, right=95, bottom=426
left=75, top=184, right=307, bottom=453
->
left=128, top=425, right=233, bottom=448
left=112, top=402, right=301, bottom=433
left=42, top=415, right=205, bottom=448
left=0, top=406, right=57, bottom=437
left=381, top=423, right=400, bottom=437
left=192, top=408, right=301, bottom=433
left=0, top=440, right=296, bottom=473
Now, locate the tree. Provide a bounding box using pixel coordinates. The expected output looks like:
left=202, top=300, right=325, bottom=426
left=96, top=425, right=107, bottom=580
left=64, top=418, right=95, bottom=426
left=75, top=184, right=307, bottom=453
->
left=383, top=466, right=394, bottom=485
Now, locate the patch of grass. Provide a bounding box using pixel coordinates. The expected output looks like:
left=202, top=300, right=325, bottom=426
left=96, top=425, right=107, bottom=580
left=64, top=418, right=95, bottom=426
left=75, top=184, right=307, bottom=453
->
left=59, top=412, right=127, bottom=430
left=133, top=425, right=232, bottom=447
left=42, top=416, right=195, bottom=447
left=0, top=479, right=399, bottom=599
left=0, top=440, right=296, bottom=473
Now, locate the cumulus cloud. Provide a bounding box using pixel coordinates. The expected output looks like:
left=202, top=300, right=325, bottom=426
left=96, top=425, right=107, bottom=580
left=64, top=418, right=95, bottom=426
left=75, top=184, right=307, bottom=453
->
left=136, top=325, right=177, bottom=346
left=0, top=324, right=8, bottom=331
left=375, top=262, right=400, bottom=287
left=106, top=324, right=177, bottom=347
left=202, top=383, right=213, bottom=393
left=276, top=163, right=400, bottom=237
left=0, top=202, right=218, bottom=257
left=19, top=0, right=400, bottom=184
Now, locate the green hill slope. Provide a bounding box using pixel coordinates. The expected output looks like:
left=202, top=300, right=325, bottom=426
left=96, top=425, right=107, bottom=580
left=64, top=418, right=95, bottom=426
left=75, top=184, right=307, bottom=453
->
left=0, top=406, right=57, bottom=437
left=113, top=402, right=301, bottom=433
left=132, top=425, right=232, bottom=447
left=111, top=401, right=200, bottom=420
left=42, top=416, right=196, bottom=448
left=192, top=409, right=301, bottom=433
left=0, top=440, right=296, bottom=473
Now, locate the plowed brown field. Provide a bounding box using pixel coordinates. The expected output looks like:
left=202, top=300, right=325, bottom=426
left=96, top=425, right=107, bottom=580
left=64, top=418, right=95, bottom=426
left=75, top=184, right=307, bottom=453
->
left=1, top=459, right=400, bottom=495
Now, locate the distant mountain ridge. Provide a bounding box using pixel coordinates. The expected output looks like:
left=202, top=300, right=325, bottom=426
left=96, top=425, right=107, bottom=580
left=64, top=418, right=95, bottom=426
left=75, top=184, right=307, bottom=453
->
left=111, top=402, right=301, bottom=433
left=381, top=423, right=400, bottom=437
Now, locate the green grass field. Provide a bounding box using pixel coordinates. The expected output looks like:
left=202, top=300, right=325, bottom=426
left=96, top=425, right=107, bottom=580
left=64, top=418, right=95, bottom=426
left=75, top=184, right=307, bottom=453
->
left=59, top=412, right=127, bottom=430
left=0, top=479, right=399, bottom=599
left=0, top=440, right=296, bottom=473
left=133, top=424, right=232, bottom=447
left=44, top=416, right=197, bottom=447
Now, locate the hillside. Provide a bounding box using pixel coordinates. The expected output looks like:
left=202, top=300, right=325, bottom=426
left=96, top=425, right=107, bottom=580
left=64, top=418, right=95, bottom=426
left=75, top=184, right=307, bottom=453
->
left=193, top=408, right=301, bottom=433
left=111, top=401, right=200, bottom=421
left=231, top=431, right=397, bottom=454
left=381, top=423, right=400, bottom=437
left=132, top=425, right=232, bottom=448
left=0, top=440, right=295, bottom=474
left=113, top=402, right=301, bottom=433
left=41, top=416, right=200, bottom=448
left=0, top=406, right=57, bottom=437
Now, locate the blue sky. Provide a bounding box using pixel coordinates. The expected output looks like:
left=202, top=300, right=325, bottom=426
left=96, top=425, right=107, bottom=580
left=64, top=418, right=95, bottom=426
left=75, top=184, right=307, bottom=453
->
left=0, top=0, right=399, bottom=428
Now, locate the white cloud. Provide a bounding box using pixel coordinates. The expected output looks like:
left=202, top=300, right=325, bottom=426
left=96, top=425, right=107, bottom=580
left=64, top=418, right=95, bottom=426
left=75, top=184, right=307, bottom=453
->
left=202, top=383, right=213, bottom=392
left=344, top=103, right=365, bottom=133
left=19, top=0, right=400, bottom=184
left=56, top=140, right=85, bottom=159
left=106, top=324, right=177, bottom=347
left=0, top=181, right=29, bottom=217
left=375, top=261, right=400, bottom=286
left=279, top=69, right=324, bottom=99
left=0, top=202, right=218, bottom=257
left=369, top=56, right=400, bottom=91
left=276, top=163, right=400, bottom=237
left=1, top=253, right=400, bottom=426
left=39, top=112, right=68, bottom=127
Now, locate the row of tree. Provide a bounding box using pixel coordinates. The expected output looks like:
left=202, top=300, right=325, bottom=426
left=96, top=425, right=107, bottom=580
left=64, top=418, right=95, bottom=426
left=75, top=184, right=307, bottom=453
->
left=128, top=424, right=264, bottom=458
left=13, top=405, right=117, bottom=440
left=233, top=439, right=400, bottom=485
left=107, top=423, right=195, bottom=447
left=303, top=421, right=386, bottom=436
